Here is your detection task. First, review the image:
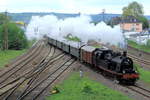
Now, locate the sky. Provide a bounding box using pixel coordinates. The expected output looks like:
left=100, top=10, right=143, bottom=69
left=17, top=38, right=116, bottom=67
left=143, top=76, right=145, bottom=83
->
left=0, top=0, right=150, bottom=15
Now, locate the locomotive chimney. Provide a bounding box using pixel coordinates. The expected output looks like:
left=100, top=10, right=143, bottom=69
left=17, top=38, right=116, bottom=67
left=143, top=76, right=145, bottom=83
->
left=123, top=51, right=127, bottom=57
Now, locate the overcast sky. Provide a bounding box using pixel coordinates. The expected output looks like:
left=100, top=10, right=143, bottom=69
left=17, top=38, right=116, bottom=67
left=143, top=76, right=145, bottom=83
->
left=0, top=0, right=150, bottom=15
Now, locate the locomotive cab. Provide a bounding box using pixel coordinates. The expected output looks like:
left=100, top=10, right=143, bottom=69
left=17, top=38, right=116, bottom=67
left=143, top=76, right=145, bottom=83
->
left=93, top=48, right=116, bottom=70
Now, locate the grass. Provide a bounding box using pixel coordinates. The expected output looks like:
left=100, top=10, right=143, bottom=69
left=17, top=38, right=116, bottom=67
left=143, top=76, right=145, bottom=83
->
left=0, top=39, right=34, bottom=68
left=46, top=72, right=132, bottom=100
left=134, top=64, right=150, bottom=83
left=92, top=45, right=102, bottom=48
left=0, top=49, right=26, bottom=68
left=128, top=40, right=150, bottom=53
left=28, top=39, right=36, bottom=48
left=65, top=34, right=81, bottom=42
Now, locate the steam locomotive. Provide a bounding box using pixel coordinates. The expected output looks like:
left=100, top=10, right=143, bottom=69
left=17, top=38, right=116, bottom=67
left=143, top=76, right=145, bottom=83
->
left=47, top=36, right=139, bottom=84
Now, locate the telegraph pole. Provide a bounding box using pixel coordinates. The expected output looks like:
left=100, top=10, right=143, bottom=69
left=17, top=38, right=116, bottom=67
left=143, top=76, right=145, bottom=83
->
left=2, top=11, right=8, bottom=50
left=102, top=9, right=105, bottom=22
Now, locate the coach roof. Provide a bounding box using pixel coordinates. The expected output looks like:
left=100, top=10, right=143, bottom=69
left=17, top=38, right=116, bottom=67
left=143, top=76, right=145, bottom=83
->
left=81, top=46, right=96, bottom=52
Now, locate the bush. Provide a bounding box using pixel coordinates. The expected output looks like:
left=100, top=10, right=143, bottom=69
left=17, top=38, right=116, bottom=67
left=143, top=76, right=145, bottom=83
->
left=82, top=83, right=94, bottom=94
left=0, top=22, right=28, bottom=50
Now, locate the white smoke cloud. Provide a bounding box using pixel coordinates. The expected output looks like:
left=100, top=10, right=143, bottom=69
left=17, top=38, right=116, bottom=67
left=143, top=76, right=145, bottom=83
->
left=25, top=15, right=125, bottom=47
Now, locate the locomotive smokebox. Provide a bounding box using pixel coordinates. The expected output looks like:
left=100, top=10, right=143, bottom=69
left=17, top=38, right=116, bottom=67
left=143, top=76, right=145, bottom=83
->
left=123, top=51, right=127, bottom=57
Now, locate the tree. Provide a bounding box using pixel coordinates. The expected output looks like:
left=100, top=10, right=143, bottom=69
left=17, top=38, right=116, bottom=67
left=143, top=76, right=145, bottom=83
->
left=137, top=16, right=149, bottom=29
left=122, top=1, right=144, bottom=17
left=0, top=22, right=28, bottom=50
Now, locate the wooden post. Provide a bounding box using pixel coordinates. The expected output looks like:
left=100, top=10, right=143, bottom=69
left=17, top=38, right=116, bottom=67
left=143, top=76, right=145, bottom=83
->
left=2, top=11, right=8, bottom=50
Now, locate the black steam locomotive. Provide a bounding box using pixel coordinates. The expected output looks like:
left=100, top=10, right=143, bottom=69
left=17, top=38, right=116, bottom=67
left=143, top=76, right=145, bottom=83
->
left=47, top=36, right=139, bottom=84
left=93, top=48, right=139, bottom=84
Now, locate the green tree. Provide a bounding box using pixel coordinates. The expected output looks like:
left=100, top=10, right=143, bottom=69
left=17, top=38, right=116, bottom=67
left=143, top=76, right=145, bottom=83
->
left=122, top=1, right=144, bottom=17
left=0, top=22, right=28, bottom=50
left=137, top=16, right=149, bottom=29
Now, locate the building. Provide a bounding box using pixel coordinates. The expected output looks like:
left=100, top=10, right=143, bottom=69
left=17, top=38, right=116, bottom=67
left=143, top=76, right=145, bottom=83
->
left=15, top=21, right=26, bottom=31
left=120, top=16, right=142, bottom=32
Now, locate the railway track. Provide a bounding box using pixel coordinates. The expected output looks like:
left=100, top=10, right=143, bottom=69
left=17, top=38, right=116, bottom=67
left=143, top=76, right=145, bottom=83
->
left=0, top=41, right=45, bottom=86
left=0, top=43, right=67, bottom=100
left=128, top=54, right=150, bottom=66
left=0, top=40, right=53, bottom=98
left=0, top=54, right=72, bottom=100
left=8, top=40, right=41, bottom=66
left=15, top=53, right=66, bottom=100
left=0, top=40, right=43, bottom=78
left=125, top=85, right=150, bottom=99
left=0, top=51, right=54, bottom=99
left=0, top=43, right=52, bottom=95
left=0, top=38, right=76, bottom=100
left=32, top=59, right=75, bottom=100
left=16, top=58, right=75, bottom=100
left=0, top=43, right=51, bottom=89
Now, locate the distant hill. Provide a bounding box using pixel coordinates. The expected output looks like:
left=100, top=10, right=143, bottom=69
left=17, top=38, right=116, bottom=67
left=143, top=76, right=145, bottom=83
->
left=5, top=12, right=150, bottom=24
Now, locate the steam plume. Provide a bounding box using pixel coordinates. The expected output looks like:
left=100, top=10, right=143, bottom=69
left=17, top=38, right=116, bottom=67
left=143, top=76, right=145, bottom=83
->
left=25, top=15, right=125, bottom=47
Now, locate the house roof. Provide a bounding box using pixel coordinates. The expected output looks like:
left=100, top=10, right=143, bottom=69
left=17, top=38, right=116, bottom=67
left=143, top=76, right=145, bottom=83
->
left=120, top=16, right=141, bottom=23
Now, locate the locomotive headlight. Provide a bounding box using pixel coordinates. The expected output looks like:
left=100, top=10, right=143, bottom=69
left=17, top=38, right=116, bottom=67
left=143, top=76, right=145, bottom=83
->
left=123, top=70, right=125, bottom=74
